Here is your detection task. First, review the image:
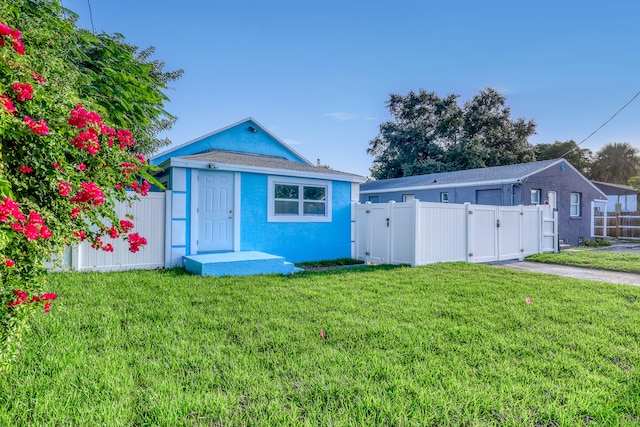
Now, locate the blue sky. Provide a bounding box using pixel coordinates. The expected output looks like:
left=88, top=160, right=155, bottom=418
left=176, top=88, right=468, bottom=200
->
left=64, top=0, right=640, bottom=177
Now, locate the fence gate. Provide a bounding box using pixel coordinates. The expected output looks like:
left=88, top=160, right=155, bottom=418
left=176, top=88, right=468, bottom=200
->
left=355, top=202, right=390, bottom=264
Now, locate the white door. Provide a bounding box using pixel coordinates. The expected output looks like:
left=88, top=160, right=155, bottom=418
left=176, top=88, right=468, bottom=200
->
left=198, top=171, right=234, bottom=252
left=547, top=191, right=557, bottom=210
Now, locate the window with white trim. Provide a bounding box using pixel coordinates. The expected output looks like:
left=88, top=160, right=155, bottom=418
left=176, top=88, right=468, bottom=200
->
left=531, top=189, right=541, bottom=205
left=402, top=194, right=415, bottom=202
left=570, top=192, right=581, bottom=217
left=440, top=192, right=449, bottom=203
left=268, top=176, right=332, bottom=222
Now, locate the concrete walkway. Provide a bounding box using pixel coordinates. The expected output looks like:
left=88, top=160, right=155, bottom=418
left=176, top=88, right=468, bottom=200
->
left=490, top=261, right=640, bottom=286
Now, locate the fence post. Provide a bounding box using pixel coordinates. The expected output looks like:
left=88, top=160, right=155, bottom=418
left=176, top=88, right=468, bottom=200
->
left=465, top=202, right=472, bottom=263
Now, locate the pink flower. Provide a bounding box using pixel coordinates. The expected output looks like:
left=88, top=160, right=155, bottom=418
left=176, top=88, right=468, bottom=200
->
left=68, top=104, right=103, bottom=129
left=41, top=293, right=57, bottom=301
left=70, top=181, right=104, bottom=206
left=1, top=94, right=15, bottom=115
left=12, top=83, right=33, bottom=101
left=43, top=302, right=52, bottom=313
left=4, top=259, right=14, bottom=267
left=70, top=207, right=80, bottom=218
left=102, top=243, right=114, bottom=252
left=58, top=181, right=71, bottom=197
left=117, top=129, right=134, bottom=148
left=319, top=329, right=325, bottom=340
left=31, top=73, right=45, bottom=83
left=73, top=230, right=87, bottom=241
left=24, top=117, right=49, bottom=135
left=107, top=226, right=119, bottom=239
left=127, top=232, right=147, bottom=253
left=77, top=163, right=86, bottom=171
left=19, top=166, right=33, bottom=173
left=525, top=297, right=531, bottom=304
left=0, top=22, right=11, bottom=36
left=119, top=219, right=134, bottom=232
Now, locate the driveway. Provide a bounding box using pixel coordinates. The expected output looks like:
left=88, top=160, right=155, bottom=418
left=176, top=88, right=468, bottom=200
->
left=491, top=260, right=640, bottom=286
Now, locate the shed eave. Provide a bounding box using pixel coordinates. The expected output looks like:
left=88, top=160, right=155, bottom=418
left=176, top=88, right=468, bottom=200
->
left=360, top=178, right=521, bottom=194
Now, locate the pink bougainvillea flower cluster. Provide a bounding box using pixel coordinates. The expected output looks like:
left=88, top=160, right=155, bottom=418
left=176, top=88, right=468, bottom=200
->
left=0, top=94, right=15, bottom=115
left=127, top=232, right=147, bottom=253
left=1, top=199, right=51, bottom=241
left=68, top=104, right=134, bottom=155
left=19, top=166, right=33, bottom=174
left=0, top=21, right=24, bottom=55
left=68, top=181, right=105, bottom=206
left=129, top=180, right=151, bottom=196
left=23, top=116, right=49, bottom=135
left=12, top=83, right=33, bottom=102
left=9, top=289, right=57, bottom=313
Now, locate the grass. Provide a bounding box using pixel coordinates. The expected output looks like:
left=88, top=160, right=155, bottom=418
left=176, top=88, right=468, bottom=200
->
left=528, top=250, right=640, bottom=274
left=1, top=264, right=639, bottom=425
left=295, top=257, right=364, bottom=269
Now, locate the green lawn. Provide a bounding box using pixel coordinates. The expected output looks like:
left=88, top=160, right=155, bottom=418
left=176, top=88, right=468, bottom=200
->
left=1, top=264, right=639, bottom=426
left=527, top=250, right=640, bottom=274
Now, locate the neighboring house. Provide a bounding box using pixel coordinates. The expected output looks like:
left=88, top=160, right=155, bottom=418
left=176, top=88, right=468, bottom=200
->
left=592, top=181, right=638, bottom=212
left=360, top=159, right=607, bottom=246
left=150, top=118, right=365, bottom=267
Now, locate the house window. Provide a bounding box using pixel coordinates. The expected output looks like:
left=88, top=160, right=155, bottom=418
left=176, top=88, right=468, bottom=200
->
left=440, top=192, right=449, bottom=203
left=531, top=189, right=541, bottom=205
left=402, top=194, right=415, bottom=202
left=570, top=192, right=581, bottom=217
left=268, top=176, right=332, bottom=222
left=368, top=196, right=379, bottom=203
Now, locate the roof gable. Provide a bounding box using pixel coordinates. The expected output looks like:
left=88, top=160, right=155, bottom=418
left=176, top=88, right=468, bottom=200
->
left=150, top=117, right=310, bottom=166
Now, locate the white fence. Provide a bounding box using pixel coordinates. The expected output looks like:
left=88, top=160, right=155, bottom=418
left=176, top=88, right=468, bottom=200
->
left=356, top=200, right=557, bottom=266
left=53, top=192, right=167, bottom=272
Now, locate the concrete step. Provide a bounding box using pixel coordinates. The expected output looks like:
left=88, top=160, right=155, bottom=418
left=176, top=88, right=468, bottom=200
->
left=184, top=251, right=300, bottom=277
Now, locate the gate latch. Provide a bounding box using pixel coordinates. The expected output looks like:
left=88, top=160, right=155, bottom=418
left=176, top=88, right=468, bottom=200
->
left=386, top=218, right=390, bottom=227
left=496, top=219, right=501, bottom=228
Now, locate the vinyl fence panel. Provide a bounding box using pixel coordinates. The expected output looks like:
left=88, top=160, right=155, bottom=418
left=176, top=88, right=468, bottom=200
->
left=74, top=192, right=166, bottom=272
left=356, top=200, right=557, bottom=266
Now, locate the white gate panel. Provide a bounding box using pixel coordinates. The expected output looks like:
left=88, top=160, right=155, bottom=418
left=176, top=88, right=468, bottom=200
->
left=77, top=192, right=166, bottom=272
left=390, top=202, right=416, bottom=265
left=498, top=207, right=522, bottom=260
left=355, top=203, right=390, bottom=264
left=468, top=205, right=499, bottom=263
left=521, top=207, right=542, bottom=256
left=416, top=202, right=467, bottom=265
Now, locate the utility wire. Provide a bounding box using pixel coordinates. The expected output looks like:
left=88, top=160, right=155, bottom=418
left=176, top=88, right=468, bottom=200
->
left=562, top=90, right=640, bottom=157
left=87, top=0, right=95, bottom=34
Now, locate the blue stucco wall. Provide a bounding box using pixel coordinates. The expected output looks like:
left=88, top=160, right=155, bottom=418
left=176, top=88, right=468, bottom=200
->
left=240, top=173, right=352, bottom=262
left=152, top=120, right=306, bottom=165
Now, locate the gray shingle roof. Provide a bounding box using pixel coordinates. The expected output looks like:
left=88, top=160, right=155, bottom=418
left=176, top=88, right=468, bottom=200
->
left=361, top=159, right=564, bottom=192
left=179, top=150, right=364, bottom=180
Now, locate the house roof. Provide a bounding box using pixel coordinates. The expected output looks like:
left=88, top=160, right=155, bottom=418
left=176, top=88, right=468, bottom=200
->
left=171, top=149, right=366, bottom=183
left=592, top=181, right=638, bottom=195
left=361, top=159, right=606, bottom=198
left=149, top=117, right=312, bottom=166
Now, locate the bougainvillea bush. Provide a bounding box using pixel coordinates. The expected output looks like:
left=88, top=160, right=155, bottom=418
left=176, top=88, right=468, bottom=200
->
left=0, top=18, right=160, bottom=374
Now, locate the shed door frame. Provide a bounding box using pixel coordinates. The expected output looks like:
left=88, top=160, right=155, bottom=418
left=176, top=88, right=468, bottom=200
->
left=190, top=170, right=241, bottom=254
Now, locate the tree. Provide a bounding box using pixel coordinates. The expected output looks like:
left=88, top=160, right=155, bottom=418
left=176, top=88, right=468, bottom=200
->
left=590, top=142, right=640, bottom=184
left=0, top=0, right=183, bottom=155
left=0, top=6, right=162, bottom=374
left=367, top=88, right=536, bottom=179
left=534, top=140, right=592, bottom=176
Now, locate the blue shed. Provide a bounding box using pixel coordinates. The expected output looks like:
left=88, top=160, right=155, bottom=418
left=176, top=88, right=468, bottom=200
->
left=360, top=159, right=607, bottom=246
left=150, top=118, right=365, bottom=275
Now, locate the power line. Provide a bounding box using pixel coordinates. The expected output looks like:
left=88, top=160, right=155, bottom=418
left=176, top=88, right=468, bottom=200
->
left=562, top=90, right=640, bottom=157
left=87, top=0, right=95, bottom=34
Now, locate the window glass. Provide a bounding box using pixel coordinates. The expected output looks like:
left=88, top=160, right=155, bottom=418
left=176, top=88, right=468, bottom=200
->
left=570, top=192, right=581, bottom=216
left=531, top=189, right=540, bottom=205
left=275, top=200, right=299, bottom=215
left=303, top=202, right=326, bottom=215
left=304, top=186, right=325, bottom=201
left=440, top=192, right=449, bottom=203
left=275, top=184, right=298, bottom=199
